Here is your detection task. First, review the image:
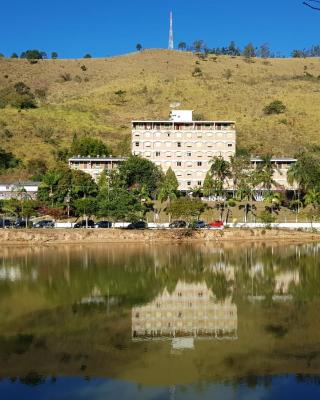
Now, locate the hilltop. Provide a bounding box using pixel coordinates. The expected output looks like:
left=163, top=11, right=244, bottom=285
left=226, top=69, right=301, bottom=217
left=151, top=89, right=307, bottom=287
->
left=1, top=49, right=320, bottom=170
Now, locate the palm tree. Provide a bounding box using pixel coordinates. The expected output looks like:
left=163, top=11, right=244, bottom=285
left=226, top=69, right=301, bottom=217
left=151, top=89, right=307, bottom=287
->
left=255, top=155, right=278, bottom=191
left=229, top=155, right=250, bottom=197
left=210, top=156, right=231, bottom=198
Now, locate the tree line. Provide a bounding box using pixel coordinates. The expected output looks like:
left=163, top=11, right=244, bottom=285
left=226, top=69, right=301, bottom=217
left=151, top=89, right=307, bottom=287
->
left=2, top=136, right=320, bottom=224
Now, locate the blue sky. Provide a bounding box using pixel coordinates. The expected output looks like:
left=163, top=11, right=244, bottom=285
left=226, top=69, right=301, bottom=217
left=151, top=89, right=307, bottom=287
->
left=1, top=0, right=320, bottom=58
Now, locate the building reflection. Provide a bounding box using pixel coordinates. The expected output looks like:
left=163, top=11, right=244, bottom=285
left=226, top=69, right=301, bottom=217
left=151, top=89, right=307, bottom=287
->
left=132, top=281, right=238, bottom=349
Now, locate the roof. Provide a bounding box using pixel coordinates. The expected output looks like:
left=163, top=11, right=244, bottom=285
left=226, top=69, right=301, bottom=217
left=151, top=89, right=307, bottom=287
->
left=0, top=182, right=41, bottom=186
left=132, top=120, right=236, bottom=124
left=250, top=158, right=297, bottom=162
left=69, top=157, right=127, bottom=162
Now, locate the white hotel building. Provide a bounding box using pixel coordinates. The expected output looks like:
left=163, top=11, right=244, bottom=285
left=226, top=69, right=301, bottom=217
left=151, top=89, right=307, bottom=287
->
left=132, top=110, right=236, bottom=191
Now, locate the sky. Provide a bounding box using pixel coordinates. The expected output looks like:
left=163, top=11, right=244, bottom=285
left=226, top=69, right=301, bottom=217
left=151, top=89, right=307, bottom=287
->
left=1, top=0, right=320, bottom=58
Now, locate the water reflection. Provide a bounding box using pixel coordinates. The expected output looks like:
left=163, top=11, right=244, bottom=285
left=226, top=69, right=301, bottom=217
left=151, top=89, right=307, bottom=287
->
left=0, top=242, right=320, bottom=390
left=132, top=281, right=237, bottom=349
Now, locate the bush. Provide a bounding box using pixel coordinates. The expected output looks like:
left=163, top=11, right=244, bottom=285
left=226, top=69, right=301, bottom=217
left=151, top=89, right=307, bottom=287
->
left=0, top=82, right=37, bottom=109
left=264, top=100, right=286, bottom=115
left=60, top=73, right=72, bottom=82
left=192, top=67, right=202, bottom=77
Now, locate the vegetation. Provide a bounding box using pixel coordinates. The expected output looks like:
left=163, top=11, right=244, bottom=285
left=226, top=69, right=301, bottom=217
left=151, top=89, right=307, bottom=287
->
left=70, top=135, right=110, bottom=157
left=2, top=49, right=320, bottom=168
left=263, top=100, right=286, bottom=115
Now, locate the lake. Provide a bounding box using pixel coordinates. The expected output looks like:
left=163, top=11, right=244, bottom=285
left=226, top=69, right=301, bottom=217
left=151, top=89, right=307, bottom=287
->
left=0, top=243, right=320, bottom=399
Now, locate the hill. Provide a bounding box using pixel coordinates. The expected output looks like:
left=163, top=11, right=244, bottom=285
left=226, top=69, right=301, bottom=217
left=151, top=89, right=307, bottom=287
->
left=1, top=49, right=320, bottom=171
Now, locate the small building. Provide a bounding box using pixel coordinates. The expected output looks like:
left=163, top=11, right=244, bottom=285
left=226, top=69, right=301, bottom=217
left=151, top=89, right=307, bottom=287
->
left=0, top=182, right=40, bottom=200
left=68, top=156, right=127, bottom=181
left=250, top=157, right=298, bottom=191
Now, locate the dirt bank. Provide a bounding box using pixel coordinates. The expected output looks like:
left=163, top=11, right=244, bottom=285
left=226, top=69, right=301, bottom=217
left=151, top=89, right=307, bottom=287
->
left=1, top=228, right=320, bottom=245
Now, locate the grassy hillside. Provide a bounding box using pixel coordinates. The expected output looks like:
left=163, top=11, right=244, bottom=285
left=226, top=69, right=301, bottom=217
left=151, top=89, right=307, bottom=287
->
left=1, top=49, right=320, bottom=169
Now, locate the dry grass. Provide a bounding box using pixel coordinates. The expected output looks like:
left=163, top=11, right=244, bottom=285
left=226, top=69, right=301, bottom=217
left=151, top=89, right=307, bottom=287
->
left=1, top=49, right=320, bottom=165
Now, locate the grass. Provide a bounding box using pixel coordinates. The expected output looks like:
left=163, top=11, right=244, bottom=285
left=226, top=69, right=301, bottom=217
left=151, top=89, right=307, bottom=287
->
left=2, top=50, right=320, bottom=167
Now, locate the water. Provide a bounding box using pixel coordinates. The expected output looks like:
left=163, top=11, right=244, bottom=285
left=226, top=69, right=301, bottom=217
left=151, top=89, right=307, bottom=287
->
left=0, top=243, right=320, bottom=399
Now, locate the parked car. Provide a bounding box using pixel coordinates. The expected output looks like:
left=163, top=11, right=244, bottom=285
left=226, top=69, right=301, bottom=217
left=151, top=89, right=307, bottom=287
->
left=73, top=219, right=95, bottom=228
left=189, top=220, right=207, bottom=229
left=208, top=220, right=224, bottom=228
left=95, top=220, right=112, bottom=229
left=126, top=221, right=147, bottom=230
left=33, top=220, right=55, bottom=229
left=169, top=220, right=187, bottom=228
left=14, top=219, right=33, bottom=228
left=0, top=219, right=14, bottom=228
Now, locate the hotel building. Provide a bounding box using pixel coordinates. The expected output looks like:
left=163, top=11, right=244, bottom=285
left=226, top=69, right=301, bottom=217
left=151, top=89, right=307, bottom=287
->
left=132, top=110, right=236, bottom=191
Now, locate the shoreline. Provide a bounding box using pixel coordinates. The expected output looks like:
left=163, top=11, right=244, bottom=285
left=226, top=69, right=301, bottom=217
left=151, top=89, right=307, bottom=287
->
left=1, top=228, right=320, bottom=246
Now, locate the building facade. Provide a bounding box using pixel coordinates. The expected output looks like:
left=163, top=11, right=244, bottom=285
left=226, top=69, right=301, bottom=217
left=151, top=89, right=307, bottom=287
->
left=250, top=157, right=298, bottom=192
left=68, top=157, right=127, bottom=181
left=132, top=110, right=236, bottom=191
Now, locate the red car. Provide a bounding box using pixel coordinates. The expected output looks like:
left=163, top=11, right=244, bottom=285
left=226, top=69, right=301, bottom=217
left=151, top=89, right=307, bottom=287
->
left=208, top=220, right=224, bottom=228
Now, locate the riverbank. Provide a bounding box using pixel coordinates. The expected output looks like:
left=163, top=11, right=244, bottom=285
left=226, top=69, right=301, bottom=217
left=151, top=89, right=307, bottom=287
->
left=1, top=228, right=320, bottom=245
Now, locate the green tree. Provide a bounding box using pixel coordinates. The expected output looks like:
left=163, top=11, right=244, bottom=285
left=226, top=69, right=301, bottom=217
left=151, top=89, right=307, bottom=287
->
left=193, top=40, right=204, bottom=53
left=304, top=188, right=320, bottom=208
left=253, top=155, right=277, bottom=191
left=166, top=197, right=206, bottom=222
left=178, top=42, right=187, bottom=51
left=83, top=53, right=92, bottom=58
left=0, top=147, right=20, bottom=170
left=51, top=52, right=58, bottom=59
left=119, top=155, right=164, bottom=196
left=259, top=43, right=271, bottom=58
left=26, top=159, right=48, bottom=181
left=70, top=135, right=110, bottom=157
left=210, top=156, right=231, bottom=196
left=157, top=167, right=178, bottom=202
left=11, top=53, right=18, bottom=59
left=136, top=43, right=142, bottom=51
left=98, top=186, right=144, bottom=222
left=73, top=197, right=98, bottom=218
left=203, top=172, right=214, bottom=197
left=243, top=43, right=256, bottom=60
left=20, top=50, right=46, bottom=60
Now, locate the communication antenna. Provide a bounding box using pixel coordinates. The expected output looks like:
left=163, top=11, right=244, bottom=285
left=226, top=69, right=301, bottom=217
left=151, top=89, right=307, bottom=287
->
left=168, top=11, right=174, bottom=50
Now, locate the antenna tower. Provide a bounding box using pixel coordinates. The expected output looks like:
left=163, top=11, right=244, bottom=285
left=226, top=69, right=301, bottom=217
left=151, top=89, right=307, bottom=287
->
left=168, top=11, right=174, bottom=50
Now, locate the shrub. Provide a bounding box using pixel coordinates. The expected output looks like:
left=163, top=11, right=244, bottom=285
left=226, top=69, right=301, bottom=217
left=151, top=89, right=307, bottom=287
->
left=80, top=65, right=87, bottom=71
left=60, top=73, right=72, bottom=82
left=192, top=67, right=202, bottom=77
left=264, top=100, right=286, bottom=115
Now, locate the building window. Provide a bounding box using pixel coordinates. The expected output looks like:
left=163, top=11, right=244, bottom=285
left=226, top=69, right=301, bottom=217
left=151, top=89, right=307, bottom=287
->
left=135, top=142, right=140, bottom=147
left=198, top=181, right=202, bottom=186
left=156, top=152, right=161, bottom=157
left=187, top=152, right=192, bottom=157
left=177, top=142, right=181, bottom=147
left=228, top=143, right=233, bottom=147
left=197, top=162, right=202, bottom=166
left=167, top=133, right=171, bottom=137
left=177, top=162, right=181, bottom=166
left=187, top=181, right=191, bottom=186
